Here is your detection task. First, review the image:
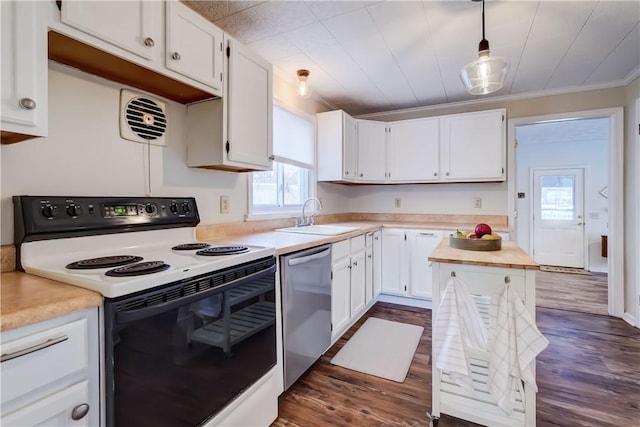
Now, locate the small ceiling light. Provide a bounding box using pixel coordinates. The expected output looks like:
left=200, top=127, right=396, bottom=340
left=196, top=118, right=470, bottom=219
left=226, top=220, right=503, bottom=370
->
left=460, top=0, right=509, bottom=95
left=296, top=69, right=312, bottom=98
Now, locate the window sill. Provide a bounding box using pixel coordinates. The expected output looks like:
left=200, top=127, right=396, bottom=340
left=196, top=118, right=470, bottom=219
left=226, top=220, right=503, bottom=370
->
left=246, top=210, right=319, bottom=222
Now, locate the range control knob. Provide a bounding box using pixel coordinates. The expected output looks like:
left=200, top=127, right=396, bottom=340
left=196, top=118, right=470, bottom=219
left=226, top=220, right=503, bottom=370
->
left=182, top=202, right=191, bottom=214
left=169, top=203, right=178, bottom=214
left=41, top=205, right=56, bottom=219
left=145, top=204, right=157, bottom=215
left=66, top=205, right=78, bottom=217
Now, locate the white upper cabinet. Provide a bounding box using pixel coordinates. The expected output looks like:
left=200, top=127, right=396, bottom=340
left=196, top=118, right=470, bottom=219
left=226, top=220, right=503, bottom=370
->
left=60, top=0, right=162, bottom=62
left=356, top=120, right=387, bottom=182
left=317, top=108, right=505, bottom=184
left=1, top=0, right=47, bottom=144
left=186, top=38, right=273, bottom=172
left=225, top=38, right=272, bottom=170
left=387, top=117, right=440, bottom=182
left=440, top=109, right=506, bottom=181
left=50, top=0, right=223, bottom=99
left=165, top=1, right=224, bottom=92
left=317, top=110, right=357, bottom=182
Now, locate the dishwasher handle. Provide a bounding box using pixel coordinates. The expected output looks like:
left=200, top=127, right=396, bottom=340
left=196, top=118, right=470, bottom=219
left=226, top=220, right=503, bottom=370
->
left=287, top=248, right=331, bottom=267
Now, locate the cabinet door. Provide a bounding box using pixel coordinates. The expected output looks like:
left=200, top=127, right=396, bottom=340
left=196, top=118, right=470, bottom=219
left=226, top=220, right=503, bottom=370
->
left=381, top=229, right=406, bottom=295
left=350, top=250, right=366, bottom=316
left=388, top=118, right=440, bottom=182
left=440, top=109, right=505, bottom=181
left=356, top=120, right=387, bottom=182
left=60, top=0, right=162, bottom=62
left=372, top=231, right=382, bottom=297
left=166, top=1, right=224, bottom=93
left=331, top=257, right=351, bottom=340
left=343, top=113, right=358, bottom=180
left=365, top=247, right=374, bottom=306
left=1, top=0, right=47, bottom=143
left=408, top=230, right=443, bottom=299
left=2, top=381, right=90, bottom=427
left=226, top=38, right=273, bottom=170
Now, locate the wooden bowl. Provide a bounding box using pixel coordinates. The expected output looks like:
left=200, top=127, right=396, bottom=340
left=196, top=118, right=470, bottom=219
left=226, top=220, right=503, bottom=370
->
left=449, top=235, right=502, bottom=251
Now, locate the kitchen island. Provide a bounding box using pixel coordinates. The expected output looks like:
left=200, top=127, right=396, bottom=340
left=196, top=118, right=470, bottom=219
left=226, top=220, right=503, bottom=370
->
left=428, top=239, right=540, bottom=427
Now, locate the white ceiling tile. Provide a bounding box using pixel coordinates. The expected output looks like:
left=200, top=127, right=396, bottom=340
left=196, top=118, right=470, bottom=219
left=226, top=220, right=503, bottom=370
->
left=247, top=34, right=301, bottom=62
left=322, top=7, right=379, bottom=43
left=284, top=22, right=339, bottom=52
left=252, top=1, right=318, bottom=34
left=306, top=1, right=367, bottom=21
left=184, top=1, right=262, bottom=22
left=198, top=1, right=639, bottom=113
left=548, top=1, right=640, bottom=88
left=585, top=24, right=640, bottom=84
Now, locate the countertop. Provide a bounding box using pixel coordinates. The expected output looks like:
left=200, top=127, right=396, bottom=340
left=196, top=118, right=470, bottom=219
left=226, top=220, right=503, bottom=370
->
left=1, top=272, right=103, bottom=332
left=206, top=220, right=510, bottom=255
left=429, top=239, right=539, bottom=270
left=1, top=219, right=510, bottom=331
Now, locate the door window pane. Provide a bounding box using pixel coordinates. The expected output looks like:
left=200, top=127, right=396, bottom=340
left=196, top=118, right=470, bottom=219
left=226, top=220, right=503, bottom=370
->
left=540, top=175, right=575, bottom=220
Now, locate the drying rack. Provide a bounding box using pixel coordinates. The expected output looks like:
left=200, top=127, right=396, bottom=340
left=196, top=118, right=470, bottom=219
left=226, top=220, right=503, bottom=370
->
left=429, top=263, right=537, bottom=426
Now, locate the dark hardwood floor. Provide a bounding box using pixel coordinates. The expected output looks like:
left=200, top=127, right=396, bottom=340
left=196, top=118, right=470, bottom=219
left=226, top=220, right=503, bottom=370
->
left=536, top=270, right=608, bottom=316
left=272, top=298, right=640, bottom=427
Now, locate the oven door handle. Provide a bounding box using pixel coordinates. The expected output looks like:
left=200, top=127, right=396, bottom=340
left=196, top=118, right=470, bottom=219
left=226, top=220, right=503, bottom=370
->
left=116, top=264, right=276, bottom=324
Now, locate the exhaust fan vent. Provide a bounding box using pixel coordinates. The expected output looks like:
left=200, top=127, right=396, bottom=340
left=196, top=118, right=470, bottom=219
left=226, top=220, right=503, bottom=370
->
left=120, top=89, right=167, bottom=146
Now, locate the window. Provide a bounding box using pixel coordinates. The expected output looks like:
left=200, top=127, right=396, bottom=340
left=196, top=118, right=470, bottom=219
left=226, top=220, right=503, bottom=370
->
left=250, top=105, right=315, bottom=216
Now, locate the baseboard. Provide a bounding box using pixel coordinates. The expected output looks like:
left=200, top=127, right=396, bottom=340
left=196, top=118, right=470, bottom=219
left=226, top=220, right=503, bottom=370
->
left=377, top=294, right=432, bottom=310
left=589, top=266, right=608, bottom=274
left=622, top=312, right=638, bottom=328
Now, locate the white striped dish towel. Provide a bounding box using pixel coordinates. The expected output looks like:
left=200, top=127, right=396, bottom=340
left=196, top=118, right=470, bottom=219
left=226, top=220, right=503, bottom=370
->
left=488, top=283, right=549, bottom=414
left=433, top=276, right=488, bottom=391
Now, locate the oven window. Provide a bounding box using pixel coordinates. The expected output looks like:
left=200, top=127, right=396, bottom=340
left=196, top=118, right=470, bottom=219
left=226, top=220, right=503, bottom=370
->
left=105, top=272, right=276, bottom=427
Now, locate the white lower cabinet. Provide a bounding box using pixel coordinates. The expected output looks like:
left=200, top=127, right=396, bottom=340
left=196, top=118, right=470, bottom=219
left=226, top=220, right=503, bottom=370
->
left=381, top=228, right=444, bottom=300
left=0, top=308, right=99, bottom=427
left=407, top=230, right=443, bottom=299
left=331, top=233, right=379, bottom=343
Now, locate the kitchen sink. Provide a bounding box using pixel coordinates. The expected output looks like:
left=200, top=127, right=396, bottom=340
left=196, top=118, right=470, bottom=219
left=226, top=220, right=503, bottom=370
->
left=275, top=225, right=359, bottom=236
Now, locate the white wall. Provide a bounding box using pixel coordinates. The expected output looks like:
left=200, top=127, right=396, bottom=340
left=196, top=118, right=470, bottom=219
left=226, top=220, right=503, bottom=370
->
left=514, top=119, right=609, bottom=272
left=0, top=64, right=251, bottom=244
left=345, top=182, right=507, bottom=215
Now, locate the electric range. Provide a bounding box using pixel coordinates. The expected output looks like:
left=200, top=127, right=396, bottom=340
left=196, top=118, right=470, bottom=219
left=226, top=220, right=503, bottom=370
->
left=13, top=195, right=279, bottom=427
left=14, top=195, right=275, bottom=298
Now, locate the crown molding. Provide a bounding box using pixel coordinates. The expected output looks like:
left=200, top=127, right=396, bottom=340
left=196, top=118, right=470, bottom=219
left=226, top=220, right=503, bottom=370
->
left=624, top=65, right=640, bottom=85
left=355, top=80, right=630, bottom=120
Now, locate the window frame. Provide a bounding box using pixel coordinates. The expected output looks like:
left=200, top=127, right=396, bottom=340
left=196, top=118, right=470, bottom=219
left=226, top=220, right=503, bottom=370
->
left=247, top=102, right=317, bottom=220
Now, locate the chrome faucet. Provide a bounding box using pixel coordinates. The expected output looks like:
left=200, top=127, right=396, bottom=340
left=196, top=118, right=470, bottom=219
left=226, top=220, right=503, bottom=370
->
left=298, top=197, right=323, bottom=227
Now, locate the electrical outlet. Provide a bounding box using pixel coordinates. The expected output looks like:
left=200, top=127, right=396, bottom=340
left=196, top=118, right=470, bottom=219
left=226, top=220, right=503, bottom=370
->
left=394, top=197, right=401, bottom=208
left=473, top=197, right=482, bottom=208
left=220, top=195, right=230, bottom=214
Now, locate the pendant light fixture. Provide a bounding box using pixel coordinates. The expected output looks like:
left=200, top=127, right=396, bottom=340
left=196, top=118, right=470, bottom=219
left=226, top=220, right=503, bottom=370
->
left=460, top=0, right=509, bottom=95
left=296, top=69, right=312, bottom=98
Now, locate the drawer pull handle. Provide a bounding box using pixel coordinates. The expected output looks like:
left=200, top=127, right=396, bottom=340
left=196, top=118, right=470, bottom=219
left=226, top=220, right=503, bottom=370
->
left=419, top=232, right=436, bottom=236
left=143, top=37, right=155, bottom=47
left=71, top=403, right=90, bottom=420
left=505, top=276, right=511, bottom=284
left=0, top=335, right=68, bottom=363
left=171, top=52, right=181, bottom=61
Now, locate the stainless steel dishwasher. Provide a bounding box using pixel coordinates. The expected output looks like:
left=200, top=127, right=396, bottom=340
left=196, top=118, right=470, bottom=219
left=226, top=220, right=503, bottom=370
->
left=281, top=244, right=332, bottom=390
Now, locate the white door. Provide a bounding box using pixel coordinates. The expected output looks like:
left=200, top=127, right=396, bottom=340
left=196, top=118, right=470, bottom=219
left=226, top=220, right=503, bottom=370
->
left=387, top=118, right=440, bottom=182
left=356, top=120, right=387, bottom=182
left=532, top=168, right=585, bottom=267
left=381, top=229, right=406, bottom=295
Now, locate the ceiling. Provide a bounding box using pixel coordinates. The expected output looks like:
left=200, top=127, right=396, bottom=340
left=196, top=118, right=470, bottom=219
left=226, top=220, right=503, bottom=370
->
left=184, top=1, right=640, bottom=116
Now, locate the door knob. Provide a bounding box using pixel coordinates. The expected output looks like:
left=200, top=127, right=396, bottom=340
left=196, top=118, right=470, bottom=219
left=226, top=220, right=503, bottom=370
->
left=144, top=37, right=155, bottom=47
left=171, top=52, right=181, bottom=60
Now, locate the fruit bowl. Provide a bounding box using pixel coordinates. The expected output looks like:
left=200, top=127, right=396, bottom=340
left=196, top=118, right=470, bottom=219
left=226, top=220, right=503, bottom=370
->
left=449, top=234, right=502, bottom=251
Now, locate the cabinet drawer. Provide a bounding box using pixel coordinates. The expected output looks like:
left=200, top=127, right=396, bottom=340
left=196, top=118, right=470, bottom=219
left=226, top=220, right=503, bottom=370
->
left=332, top=239, right=350, bottom=261
left=1, top=319, right=88, bottom=404
left=350, top=235, right=365, bottom=252
left=1, top=380, right=90, bottom=426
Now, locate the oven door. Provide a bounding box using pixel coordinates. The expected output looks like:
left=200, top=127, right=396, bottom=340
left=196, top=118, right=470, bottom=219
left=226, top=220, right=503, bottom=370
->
left=103, top=258, right=277, bottom=427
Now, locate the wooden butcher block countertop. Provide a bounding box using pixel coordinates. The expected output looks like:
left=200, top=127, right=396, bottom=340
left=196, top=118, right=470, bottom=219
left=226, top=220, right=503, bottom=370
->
left=1, top=272, right=102, bottom=332
left=429, top=240, right=539, bottom=270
